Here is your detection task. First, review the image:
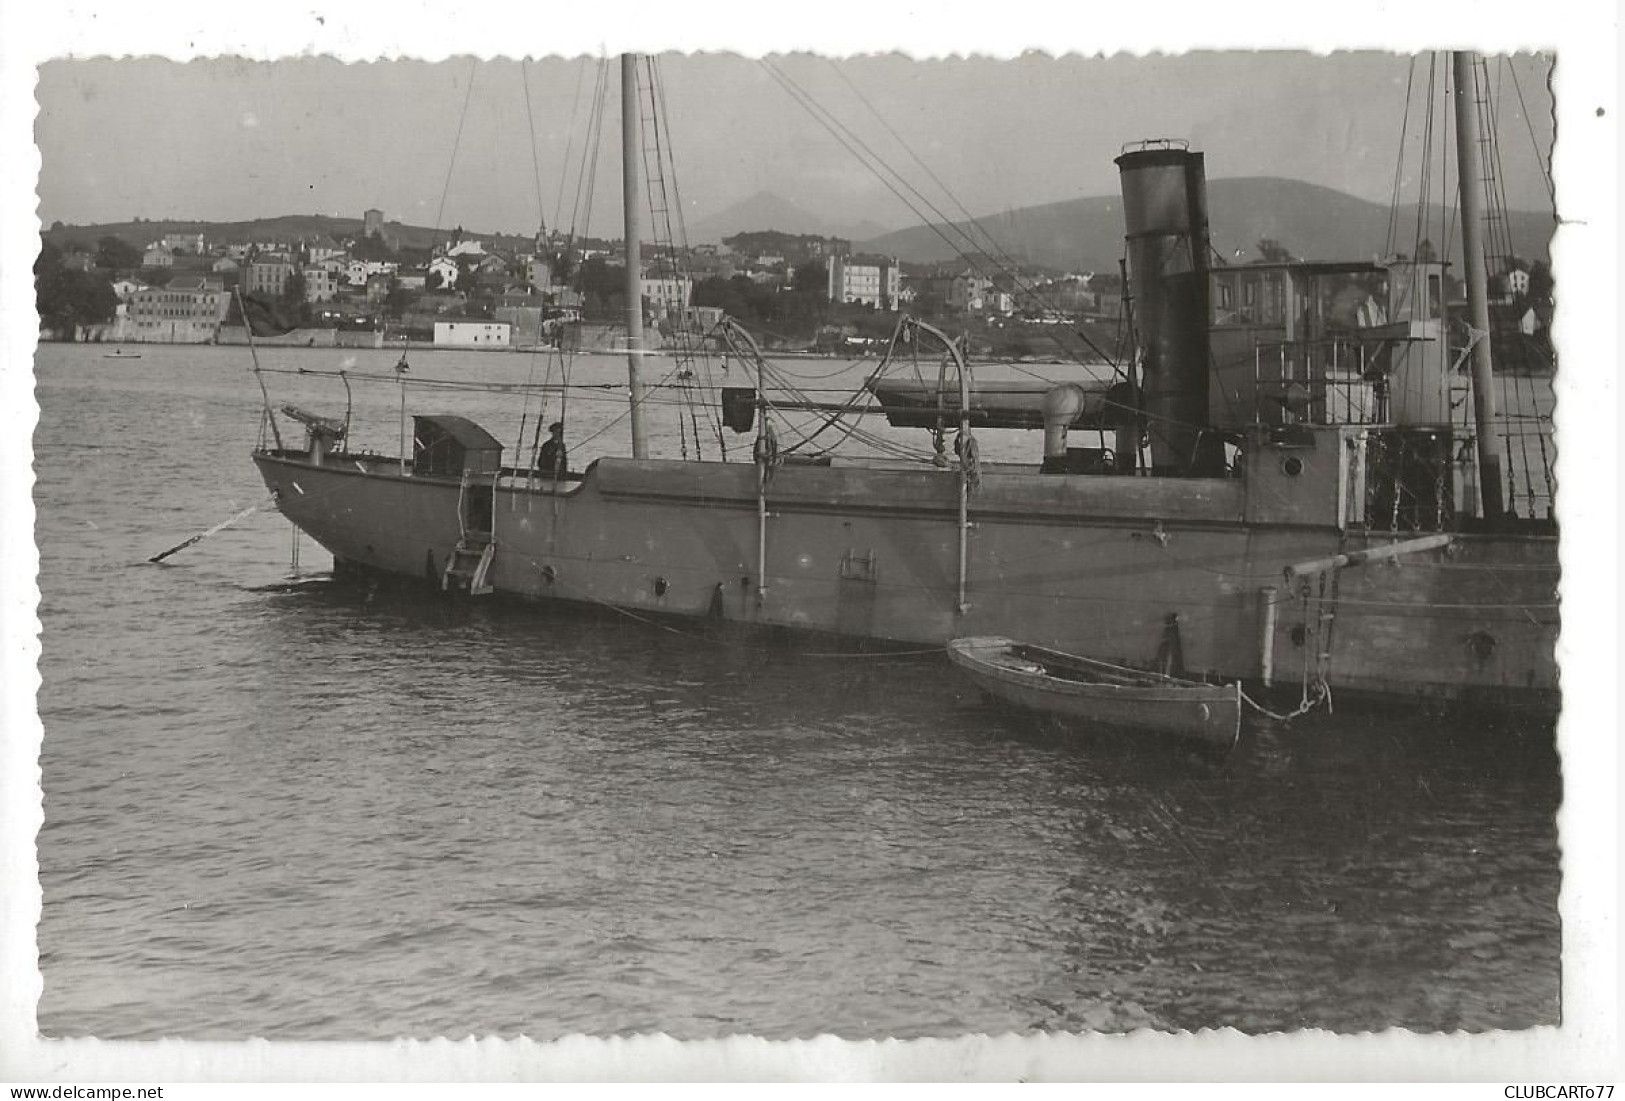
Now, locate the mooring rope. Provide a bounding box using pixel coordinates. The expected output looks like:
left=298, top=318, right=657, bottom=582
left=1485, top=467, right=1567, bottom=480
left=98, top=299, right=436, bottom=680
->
left=1239, top=682, right=1332, bottom=723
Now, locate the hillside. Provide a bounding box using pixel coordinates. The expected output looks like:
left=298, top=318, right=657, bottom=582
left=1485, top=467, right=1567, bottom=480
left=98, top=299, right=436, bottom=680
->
left=859, top=177, right=1557, bottom=271
left=42, top=214, right=538, bottom=254
left=687, top=191, right=889, bottom=245
left=40, top=177, right=1557, bottom=273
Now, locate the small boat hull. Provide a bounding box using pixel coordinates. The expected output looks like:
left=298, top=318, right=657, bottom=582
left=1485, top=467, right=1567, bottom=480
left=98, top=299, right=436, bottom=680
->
left=948, top=636, right=1242, bottom=752
left=866, top=376, right=1130, bottom=429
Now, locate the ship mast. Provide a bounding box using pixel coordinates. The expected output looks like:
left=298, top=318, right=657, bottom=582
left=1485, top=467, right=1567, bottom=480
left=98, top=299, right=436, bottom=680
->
left=1451, top=50, right=1504, bottom=523
left=622, top=53, right=650, bottom=459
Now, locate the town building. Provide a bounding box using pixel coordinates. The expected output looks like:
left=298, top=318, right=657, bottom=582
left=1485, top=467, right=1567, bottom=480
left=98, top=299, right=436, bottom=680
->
left=365, top=273, right=394, bottom=305
left=442, top=238, right=487, bottom=259
left=947, top=272, right=993, bottom=312
left=346, top=259, right=395, bottom=287
left=428, top=256, right=460, bottom=290
left=247, top=256, right=295, bottom=298
left=363, top=208, right=384, bottom=237
left=548, top=287, right=585, bottom=312
left=494, top=305, right=546, bottom=349
left=142, top=246, right=174, bottom=269
left=525, top=257, right=553, bottom=291
left=302, top=265, right=339, bottom=304
left=826, top=255, right=901, bottom=310
left=160, top=232, right=206, bottom=256
left=433, top=320, right=511, bottom=348
left=683, top=305, right=726, bottom=332
left=641, top=276, right=693, bottom=319
left=126, top=276, right=228, bottom=343
left=1031, top=275, right=1093, bottom=316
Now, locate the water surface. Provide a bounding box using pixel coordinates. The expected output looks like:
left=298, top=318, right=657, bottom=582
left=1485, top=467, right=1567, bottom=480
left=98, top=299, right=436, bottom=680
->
left=32, top=344, right=1561, bottom=1039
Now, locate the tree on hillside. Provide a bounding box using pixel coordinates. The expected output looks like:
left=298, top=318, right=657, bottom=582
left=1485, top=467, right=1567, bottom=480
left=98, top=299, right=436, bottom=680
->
left=35, top=240, right=117, bottom=336
left=95, top=234, right=143, bottom=271
left=352, top=233, right=395, bottom=262
left=1525, top=259, right=1553, bottom=306
left=792, top=261, right=825, bottom=294
left=384, top=278, right=412, bottom=319
left=280, top=271, right=311, bottom=325
left=1255, top=238, right=1297, bottom=263
left=577, top=257, right=624, bottom=320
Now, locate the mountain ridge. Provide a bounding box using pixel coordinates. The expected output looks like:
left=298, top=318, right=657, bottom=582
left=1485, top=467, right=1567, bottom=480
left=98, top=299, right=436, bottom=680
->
left=43, top=177, right=1556, bottom=273
left=686, top=191, right=890, bottom=244
left=857, top=177, right=1557, bottom=270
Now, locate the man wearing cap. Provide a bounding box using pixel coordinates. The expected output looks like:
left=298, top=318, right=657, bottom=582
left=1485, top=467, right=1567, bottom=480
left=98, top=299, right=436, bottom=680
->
left=537, top=421, right=569, bottom=479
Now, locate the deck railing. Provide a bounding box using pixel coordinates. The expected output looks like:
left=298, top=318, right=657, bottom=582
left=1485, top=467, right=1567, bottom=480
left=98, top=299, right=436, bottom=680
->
left=1252, top=336, right=1432, bottom=427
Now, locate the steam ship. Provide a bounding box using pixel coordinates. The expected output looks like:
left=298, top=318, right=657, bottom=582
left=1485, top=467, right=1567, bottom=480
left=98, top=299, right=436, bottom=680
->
left=250, top=53, right=1558, bottom=713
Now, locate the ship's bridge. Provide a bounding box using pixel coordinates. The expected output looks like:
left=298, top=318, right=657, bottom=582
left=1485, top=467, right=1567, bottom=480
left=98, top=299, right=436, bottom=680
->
left=1207, top=259, right=1453, bottom=431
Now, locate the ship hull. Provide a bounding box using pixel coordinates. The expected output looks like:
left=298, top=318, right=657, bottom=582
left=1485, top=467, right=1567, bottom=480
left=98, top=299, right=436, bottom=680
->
left=254, top=449, right=1559, bottom=712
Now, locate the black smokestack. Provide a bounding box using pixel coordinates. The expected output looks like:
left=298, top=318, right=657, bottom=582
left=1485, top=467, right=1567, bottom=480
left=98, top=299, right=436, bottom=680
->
left=1115, top=142, right=1225, bottom=476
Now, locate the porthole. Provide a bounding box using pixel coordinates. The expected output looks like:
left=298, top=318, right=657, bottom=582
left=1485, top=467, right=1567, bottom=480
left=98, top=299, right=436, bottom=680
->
left=1282, top=456, right=1305, bottom=477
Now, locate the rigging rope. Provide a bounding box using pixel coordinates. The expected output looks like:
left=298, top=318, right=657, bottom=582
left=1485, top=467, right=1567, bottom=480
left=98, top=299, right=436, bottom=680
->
left=760, top=58, right=1115, bottom=372
left=821, top=59, right=1120, bottom=371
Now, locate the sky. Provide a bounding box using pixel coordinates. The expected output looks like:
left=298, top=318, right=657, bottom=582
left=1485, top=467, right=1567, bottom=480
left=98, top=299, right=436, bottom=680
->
left=33, top=51, right=1558, bottom=240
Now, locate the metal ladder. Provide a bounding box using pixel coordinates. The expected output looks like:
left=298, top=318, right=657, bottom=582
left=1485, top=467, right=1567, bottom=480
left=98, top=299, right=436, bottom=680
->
left=442, top=536, right=495, bottom=596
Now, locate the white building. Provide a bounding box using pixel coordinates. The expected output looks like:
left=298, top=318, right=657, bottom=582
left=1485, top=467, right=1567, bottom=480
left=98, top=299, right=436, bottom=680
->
left=160, top=232, right=206, bottom=255
left=428, top=256, right=460, bottom=290
left=433, top=320, right=511, bottom=348
left=641, top=276, right=693, bottom=318
left=126, top=276, right=228, bottom=343
left=1499, top=268, right=1531, bottom=302
left=443, top=238, right=487, bottom=259
left=346, top=259, right=396, bottom=287
left=827, top=255, right=900, bottom=310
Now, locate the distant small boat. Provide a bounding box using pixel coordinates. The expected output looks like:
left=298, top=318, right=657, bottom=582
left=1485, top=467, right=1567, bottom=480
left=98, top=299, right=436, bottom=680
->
left=947, top=636, right=1242, bottom=752
left=103, top=348, right=141, bottom=359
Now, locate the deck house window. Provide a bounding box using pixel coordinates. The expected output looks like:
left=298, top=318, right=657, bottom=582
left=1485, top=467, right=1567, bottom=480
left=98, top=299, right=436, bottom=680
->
left=1261, top=273, right=1285, bottom=325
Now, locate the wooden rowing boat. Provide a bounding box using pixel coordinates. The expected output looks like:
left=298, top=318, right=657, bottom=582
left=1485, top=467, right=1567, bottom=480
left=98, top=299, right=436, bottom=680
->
left=947, top=636, right=1242, bottom=752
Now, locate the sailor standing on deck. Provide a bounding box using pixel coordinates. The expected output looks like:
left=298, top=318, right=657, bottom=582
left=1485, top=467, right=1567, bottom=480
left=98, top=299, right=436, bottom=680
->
left=537, top=421, right=569, bottom=479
